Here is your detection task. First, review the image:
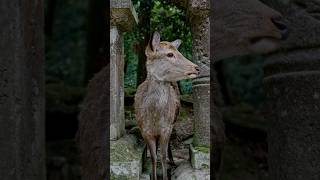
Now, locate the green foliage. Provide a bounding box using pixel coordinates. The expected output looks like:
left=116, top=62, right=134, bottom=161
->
left=223, top=55, right=265, bottom=106
left=124, top=32, right=139, bottom=89
left=124, top=0, right=193, bottom=94
left=194, top=146, right=210, bottom=153
left=46, top=81, right=85, bottom=114
left=179, top=79, right=193, bottom=94
left=45, top=0, right=88, bottom=86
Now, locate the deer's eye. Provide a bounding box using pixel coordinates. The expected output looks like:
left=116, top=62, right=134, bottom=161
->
left=167, top=53, right=174, bottom=58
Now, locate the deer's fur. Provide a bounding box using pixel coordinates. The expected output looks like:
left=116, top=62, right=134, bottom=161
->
left=134, top=32, right=199, bottom=180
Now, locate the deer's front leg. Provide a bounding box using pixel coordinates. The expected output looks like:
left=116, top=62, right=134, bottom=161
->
left=145, top=136, right=157, bottom=180
left=160, top=130, right=172, bottom=180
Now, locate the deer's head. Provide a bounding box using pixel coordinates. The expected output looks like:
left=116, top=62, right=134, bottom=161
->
left=145, top=32, right=199, bottom=82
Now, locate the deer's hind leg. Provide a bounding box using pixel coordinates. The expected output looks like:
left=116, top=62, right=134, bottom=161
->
left=146, top=137, right=157, bottom=180
left=168, top=141, right=175, bottom=166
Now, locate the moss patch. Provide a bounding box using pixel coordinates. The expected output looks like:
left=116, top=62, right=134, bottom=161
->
left=194, top=146, right=210, bottom=153
left=110, top=135, right=142, bottom=162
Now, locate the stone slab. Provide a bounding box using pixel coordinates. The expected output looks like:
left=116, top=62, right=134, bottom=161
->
left=140, top=173, right=151, bottom=180
left=111, top=0, right=138, bottom=31
left=110, top=135, right=144, bottom=180
left=172, top=161, right=210, bottom=180
left=190, top=145, right=210, bottom=170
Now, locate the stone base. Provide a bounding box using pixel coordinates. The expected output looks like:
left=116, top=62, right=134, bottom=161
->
left=110, top=135, right=143, bottom=180
left=172, top=161, right=210, bottom=180
left=190, top=144, right=210, bottom=169
left=140, top=173, right=151, bottom=180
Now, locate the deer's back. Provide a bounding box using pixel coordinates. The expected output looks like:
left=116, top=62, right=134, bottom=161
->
left=134, top=80, right=180, bottom=137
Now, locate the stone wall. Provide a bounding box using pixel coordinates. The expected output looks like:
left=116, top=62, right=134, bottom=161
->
left=0, top=0, right=46, bottom=179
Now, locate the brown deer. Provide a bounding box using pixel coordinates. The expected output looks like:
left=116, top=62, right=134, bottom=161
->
left=134, top=32, right=199, bottom=180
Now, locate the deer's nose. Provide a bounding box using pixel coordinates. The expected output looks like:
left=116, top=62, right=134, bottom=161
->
left=271, top=17, right=289, bottom=40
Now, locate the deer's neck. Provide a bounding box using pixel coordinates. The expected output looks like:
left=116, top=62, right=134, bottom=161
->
left=146, top=73, right=171, bottom=85
left=143, top=78, right=176, bottom=109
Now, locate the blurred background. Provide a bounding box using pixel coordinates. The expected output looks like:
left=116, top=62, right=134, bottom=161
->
left=45, top=0, right=268, bottom=179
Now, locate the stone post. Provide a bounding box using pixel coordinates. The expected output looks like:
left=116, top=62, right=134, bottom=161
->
left=262, top=1, right=320, bottom=179
left=0, top=0, right=46, bottom=179
left=110, top=1, right=143, bottom=179
left=110, top=0, right=138, bottom=140
left=188, top=0, right=210, bottom=148
left=187, top=0, right=211, bottom=171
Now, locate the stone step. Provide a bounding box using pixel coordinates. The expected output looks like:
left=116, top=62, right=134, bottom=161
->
left=190, top=145, right=210, bottom=170
left=110, top=135, right=144, bottom=180
left=140, top=173, right=151, bottom=180
left=172, top=161, right=210, bottom=180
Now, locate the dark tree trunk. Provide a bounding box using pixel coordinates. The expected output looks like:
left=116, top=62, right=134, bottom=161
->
left=84, top=0, right=108, bottom=84
left=214, top=61, right=231, bottom=105
left=45, top=0, right=57, bottom=38
left=0, top=0, right=46, bottom=180
left=136, top=0, right=153, bottom=85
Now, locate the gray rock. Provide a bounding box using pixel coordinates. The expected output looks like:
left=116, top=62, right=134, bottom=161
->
left=190, top=145, right=210, bottom=170
left=140, top=173, right=151, bottom=180
left=110, top=135, right=144, bottom=180
left=172, top=161, right=210, bottom=180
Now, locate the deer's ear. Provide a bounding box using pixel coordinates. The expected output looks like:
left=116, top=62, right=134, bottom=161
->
left=171, top=39, right=182, bottom=49
left=151, top=31, right=161, bottom=51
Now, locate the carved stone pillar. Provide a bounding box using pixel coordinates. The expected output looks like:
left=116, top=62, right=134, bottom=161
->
left=78, top=1, right=138, bottom=179
left=110, top=1, right=143, bottom=179
left=263, top=1, right=320, bottom=179
left=110, top=0, right=138, bottom=140
left=188, top=0, right=210, bottom=147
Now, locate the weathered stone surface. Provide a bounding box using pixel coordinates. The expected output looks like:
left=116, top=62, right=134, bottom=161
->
left=186, top=0, right=211, bottom=150
left=188, top=0, right=209, bottom=13
left=110, top=0, right=138, bottom=141
left=189, top=15, right=210, bottom=77
left=0, top=1, right=45, bottom=179
left=140, top=173, right=151, bottom=180
left=190, top=145, right=210, bottom=170
left=264, top=50, right=320, bottom=180
left=111, top=0, right=138, bottom=31
left=261, top=1, right=320, bottom=180
left=110, top=26, right=125, bottom=140
left=110, top=135, right=143, bottom=180
left=172, top=161, right=210, bottom=180
left=192, top=77, right=210, bottom=146
left=174, top=107, right=194, bottom=141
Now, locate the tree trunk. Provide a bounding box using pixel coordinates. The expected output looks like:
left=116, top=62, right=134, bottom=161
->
left=214, top=61, right=231, bottom=105
left=0, top=0, right=46, bottom=179
left=136, top=0, right=153, bottom=85
left=45, top=0, right=57, bottom=38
